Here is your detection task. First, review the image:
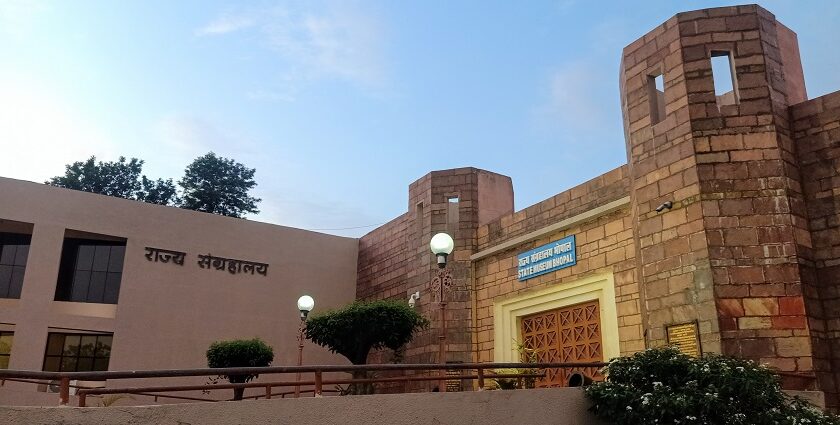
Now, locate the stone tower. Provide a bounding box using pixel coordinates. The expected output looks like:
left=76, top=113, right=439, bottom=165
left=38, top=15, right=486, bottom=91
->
left=621, top=3, right=823, bottom=398
left=356, top=168, right=514, bottom=389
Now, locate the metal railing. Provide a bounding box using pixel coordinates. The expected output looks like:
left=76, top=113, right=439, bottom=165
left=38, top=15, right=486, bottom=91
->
left=0, top=362, right=607, bottom=407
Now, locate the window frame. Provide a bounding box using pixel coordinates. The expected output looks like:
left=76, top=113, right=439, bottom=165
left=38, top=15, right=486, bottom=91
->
left=55, top=238, right=126, bottom=304
left=0, top=331, right=13, bottom=369
left=0, top=232, right=32, bottom=299
left=42, top=332, right=113, bottom=372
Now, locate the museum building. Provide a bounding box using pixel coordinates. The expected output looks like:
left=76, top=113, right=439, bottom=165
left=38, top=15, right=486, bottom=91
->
left=3, top=3, right=840, bottom=408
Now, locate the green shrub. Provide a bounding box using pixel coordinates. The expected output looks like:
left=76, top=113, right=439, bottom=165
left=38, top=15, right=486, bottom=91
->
left=585, top=347, right=839, bottom=425
left=206, top=338, right=274, bottom=400
left=489, top=368, right=521, bottom=390
left=304, top=300, right=429, bottom=394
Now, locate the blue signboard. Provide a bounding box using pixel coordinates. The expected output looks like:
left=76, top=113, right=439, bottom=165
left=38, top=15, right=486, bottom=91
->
left=517, top=235, right=576, bottom=281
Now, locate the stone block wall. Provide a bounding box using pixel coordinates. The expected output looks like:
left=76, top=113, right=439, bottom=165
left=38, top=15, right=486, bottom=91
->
left=472, top=166, right=641, bottom=362
left=620, top=8, right=720, bottom=354
left=793, top=91, right=840, bottom=402
left=357, top=214, right=410, bottom=301
left=478, top=167, right=629, bottom=248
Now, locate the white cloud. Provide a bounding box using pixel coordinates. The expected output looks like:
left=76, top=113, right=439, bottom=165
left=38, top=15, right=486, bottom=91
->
left=265, top=5, right=386, bottom=89
left=195, top=14, right=255, bottom=36
left=256, top=195, right=383, bottom=238
left=196, top=2, right=389, bottom=94
left=0, top=74, right=116, bottom=183
left=154, top=114, right=260, bottom=157
left=246, top=89, right=296, bottom=103
left=533, top=62, right=605, bottom=134
left=0, top=0, right=49, bottom=38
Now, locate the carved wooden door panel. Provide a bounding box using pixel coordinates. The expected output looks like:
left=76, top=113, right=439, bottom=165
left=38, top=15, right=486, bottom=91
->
left=520, top=300, right=603, bottom=387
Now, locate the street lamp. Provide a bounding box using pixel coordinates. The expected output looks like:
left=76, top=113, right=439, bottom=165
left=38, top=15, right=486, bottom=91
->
left=429, top=232, right=454, bottom=392
left=295, top=295, right=315, bottom=398
left=430, top=232, right=455, bottom=268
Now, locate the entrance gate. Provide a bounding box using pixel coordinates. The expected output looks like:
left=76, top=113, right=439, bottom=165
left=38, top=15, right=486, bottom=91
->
left=520, top=300, right=603, bottom=387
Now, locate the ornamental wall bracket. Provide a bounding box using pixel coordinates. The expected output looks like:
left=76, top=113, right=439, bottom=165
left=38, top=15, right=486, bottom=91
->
left=430, top=268, right=454, bottom=302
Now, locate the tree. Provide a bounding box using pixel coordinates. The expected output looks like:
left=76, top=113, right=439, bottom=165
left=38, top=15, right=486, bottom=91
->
left=138, top=176, right=178, bottom=206
left=206, top=338, right=274, bottom=401
left=179, top=152, right=261, bottom=218
left=304, top=300, right=429, bottom=394
left=585, top=346, right=840, bottom=425
left=46, top=156, right=178, bottom=206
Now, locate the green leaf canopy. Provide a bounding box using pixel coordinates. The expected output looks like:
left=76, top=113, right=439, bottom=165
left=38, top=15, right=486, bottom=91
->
left=304, top=300, right=429, bottom=365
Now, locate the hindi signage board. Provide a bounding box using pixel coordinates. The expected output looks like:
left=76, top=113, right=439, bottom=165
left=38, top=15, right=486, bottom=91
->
left=517, top=235, right=576, bottom=281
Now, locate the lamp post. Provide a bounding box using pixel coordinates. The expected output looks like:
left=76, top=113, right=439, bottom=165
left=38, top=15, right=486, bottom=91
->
left=295, top=295, right=315, bottom=398
left=429, top=232, right=454, bottom=393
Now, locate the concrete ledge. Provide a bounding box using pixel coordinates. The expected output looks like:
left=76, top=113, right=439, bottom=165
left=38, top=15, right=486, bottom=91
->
left=0, top=388, right=604, bottom=425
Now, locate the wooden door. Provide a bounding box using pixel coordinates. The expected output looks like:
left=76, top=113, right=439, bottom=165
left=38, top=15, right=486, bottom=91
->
left=520, top=300, right=603, bottom=387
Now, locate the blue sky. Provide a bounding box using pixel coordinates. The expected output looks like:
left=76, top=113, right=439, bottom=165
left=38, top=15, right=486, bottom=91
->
left=1, top=1, right=838, bottom=237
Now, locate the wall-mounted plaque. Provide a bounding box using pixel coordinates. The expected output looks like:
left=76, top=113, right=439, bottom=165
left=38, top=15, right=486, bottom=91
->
left=517, top=235, right=576, bottom=281
left=666, top=322, right=701, bottom=357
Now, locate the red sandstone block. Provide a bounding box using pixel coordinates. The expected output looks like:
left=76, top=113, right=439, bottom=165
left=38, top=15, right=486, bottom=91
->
left=718, top=298, right=745, bottom=317
left=740, top=100, right=774, bottom=116
left=750, top=283, right=787, bottom=297
left=710, top=134, right=744, bottom=151
left=695, top=17, right=728, bottom=34
left=730, top=149, right=764, bottom=162
left=779, top=297, right=806, bottom=315
left=736, top=39, right=763, bottom=56
left=772, top=316, right=807, bottom=330
left=729, top=265, right=764, bottom=283
left=743, top=297, right=779, bottom=316
left=739, top=338, right=776, bottom=357
left=707, top=6, right=740, bottom=18
left=749, top=160, right=785, bottom=178
left=719, top=199, right=754, bottom=216
left=713, top=32, right=743, bottom=42
left=720, top=317, right=739, bottom=331
left=723, top=228, right=758, bottom=246
left=725, top=116, right=759, bottom=127
left=716, top=283, right=749, bottom=298
left=697, top=152, right=730, bottom=164
left=726, top=14, right=759, bottom=31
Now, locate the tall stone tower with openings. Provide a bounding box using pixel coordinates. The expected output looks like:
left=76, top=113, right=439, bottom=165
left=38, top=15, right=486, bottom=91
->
left=356, top=168, right=514, bottom=390
left=621, top=4, right=825, bottom=401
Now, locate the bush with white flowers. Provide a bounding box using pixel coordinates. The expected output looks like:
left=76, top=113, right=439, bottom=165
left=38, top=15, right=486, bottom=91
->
left=584, top=347, right=839, bottom=425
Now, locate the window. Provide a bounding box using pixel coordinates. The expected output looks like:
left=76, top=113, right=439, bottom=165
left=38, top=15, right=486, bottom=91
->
left=711, top=51, right=738, bottom=107
left=648, top=73, right=666, bottom=124
left=0, top=332, right=12, bottom=369
left=55, top=238, right=126, bottom=304
left=0, top=232, right=31, bottom=299
left=415, top=202, right=424, bottom=241
left=447, top=196, right=460, bottom=234
left=43, top=332, right=112, bottom=372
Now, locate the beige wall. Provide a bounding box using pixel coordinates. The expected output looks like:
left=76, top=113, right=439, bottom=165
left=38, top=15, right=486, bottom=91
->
left=0, top=388, right=605, bottom=425
left=0, top=177, right=359, bottom=404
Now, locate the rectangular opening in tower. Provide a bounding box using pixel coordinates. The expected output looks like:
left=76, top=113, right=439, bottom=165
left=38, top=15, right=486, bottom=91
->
left=415, top=201, right=424, bottom=242
left=711, top=52, right=739, bottom=107
left=647, top=73, right=665, bottom=124
left=446, top=196, right=460, bottom=235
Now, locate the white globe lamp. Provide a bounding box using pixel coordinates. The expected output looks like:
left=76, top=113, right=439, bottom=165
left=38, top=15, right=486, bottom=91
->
left=297, top=295, right=315, bottom=320
left=429, top=233, right=455, bottom=268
